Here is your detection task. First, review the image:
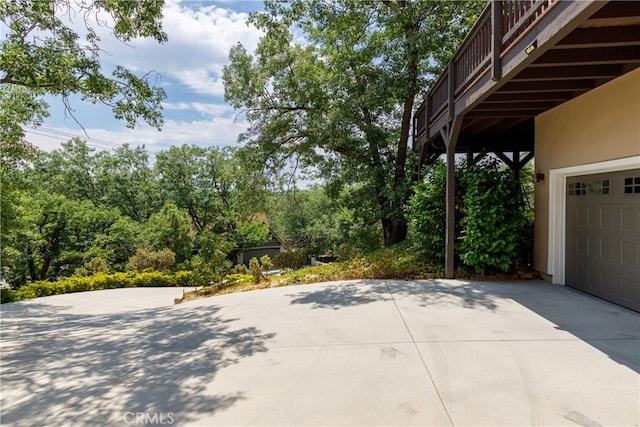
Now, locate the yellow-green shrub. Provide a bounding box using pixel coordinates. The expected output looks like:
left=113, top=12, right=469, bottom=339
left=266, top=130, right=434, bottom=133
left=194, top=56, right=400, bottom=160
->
left=1, top=270, right=194, bottom=303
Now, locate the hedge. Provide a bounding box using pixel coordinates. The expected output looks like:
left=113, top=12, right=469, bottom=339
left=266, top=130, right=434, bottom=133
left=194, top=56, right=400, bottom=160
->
left=0, top=270, right=193, bottom=304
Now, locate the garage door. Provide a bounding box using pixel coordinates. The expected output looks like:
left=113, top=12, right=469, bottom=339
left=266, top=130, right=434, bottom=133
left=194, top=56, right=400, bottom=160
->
left=566, top=169, right=640, bottom=312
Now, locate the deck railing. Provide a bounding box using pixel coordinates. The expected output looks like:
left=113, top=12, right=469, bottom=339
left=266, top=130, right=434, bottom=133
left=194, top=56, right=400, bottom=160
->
left=413, top=0, right=559, bottom=143
left=454, top=6, right=492, bottom=95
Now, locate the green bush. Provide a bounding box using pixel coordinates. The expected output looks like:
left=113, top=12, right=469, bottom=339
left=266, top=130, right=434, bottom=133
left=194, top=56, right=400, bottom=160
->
left=408, top=160, right=447, bottom=266
left=273, top=250, right=307, bottom=270
left=459, top=159, right=529, bottom=274
left=174, top=270, right=192, bottom=287
left=249, top=257, right=263, bottom=283
left=409, top=158, right=532, bottom=274
left=126, top=248, right=176, bottom=272
left=0, top=270, right=190, bottom=304
left=1, top=289, right=17, bottom=303
left=232, top=264, right=249, bottom=274
left=260, top=254, right=273, bottom=272
left=224, top=273, right=253, bottom=287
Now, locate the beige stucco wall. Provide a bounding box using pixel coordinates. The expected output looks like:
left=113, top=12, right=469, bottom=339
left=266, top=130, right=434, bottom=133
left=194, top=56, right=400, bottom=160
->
left=534, top=68, right=640, bottom=275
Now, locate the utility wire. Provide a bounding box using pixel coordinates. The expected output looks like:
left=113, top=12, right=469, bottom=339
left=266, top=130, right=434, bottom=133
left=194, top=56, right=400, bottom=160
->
left=23, top=126, right=161, bottom=155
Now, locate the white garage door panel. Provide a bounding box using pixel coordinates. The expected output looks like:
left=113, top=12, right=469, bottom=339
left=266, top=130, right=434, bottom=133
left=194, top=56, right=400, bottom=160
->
left=566, top=170, right=640, bottom=312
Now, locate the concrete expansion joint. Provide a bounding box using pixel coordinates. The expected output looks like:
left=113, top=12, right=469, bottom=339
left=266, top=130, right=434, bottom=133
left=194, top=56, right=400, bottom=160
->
left=384, top=284, right=456, bottom=427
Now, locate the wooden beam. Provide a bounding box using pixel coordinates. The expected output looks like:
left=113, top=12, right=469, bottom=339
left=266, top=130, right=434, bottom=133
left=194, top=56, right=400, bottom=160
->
left=466, top=110, right=540, bottom=119
left=495, top=151, right=515, bottom=169
left=557, top=25, right=640, bottom=48
left=484, top=92, right=573, bottom=102
left=533, top=45, right=640, bottom=66
left=474, top=101, right=556, bottom=111
left=586, top=1, right=640, bottom=21
left=519, top=151, right=535, bottom=167
left=499, top=79, right=595, bottom=93
left=512, top=64, right=622, bottom=80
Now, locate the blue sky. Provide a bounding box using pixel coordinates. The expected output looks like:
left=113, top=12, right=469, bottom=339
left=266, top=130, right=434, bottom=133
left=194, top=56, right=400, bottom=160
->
left=24, top=0, right=266, bottom=155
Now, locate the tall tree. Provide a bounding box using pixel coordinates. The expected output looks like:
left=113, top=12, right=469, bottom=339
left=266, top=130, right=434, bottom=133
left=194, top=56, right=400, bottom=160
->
left=155, top=145, right=264, bottom=233
left=223, top=0, right=482, bottom=246
left=96, top=144, right=162, bottom=221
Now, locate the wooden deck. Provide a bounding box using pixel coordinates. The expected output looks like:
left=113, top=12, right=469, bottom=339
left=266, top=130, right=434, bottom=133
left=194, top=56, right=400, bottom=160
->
left=413, top=0, right=640, bottom=164
left=412, top=0, right=640, bottom=278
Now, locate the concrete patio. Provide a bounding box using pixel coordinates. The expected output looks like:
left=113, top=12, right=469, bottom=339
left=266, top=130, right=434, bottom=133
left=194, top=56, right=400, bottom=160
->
left=1, top=280, right=638, bottom=426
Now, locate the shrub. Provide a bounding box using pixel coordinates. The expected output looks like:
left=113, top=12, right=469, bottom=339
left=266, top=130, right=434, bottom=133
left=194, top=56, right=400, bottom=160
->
left=249, top=257, right=263, bottom=283
left=0, top=289, right=17, bottom=303
left=409, top=158, right=533, bottom=274
left=459, top=159, right=529, bottom=274
left=273, top=250, right=307, bottom=270
left=409, top=160, right=447, bottom=266
left=260, top=255, right=273, bottom=273
left=174, top=270, right=192, bottom=287
left=232, top=264, right=249, bottom=274
left=126, top=248, right=176, bottom=272
left=0, top=271, right=185, bottom=303
left=75, top=257, right=109, bottom=277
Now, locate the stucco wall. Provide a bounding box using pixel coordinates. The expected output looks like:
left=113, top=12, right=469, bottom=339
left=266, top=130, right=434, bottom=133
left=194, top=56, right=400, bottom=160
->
left=534, top=68, right=640, bottom=275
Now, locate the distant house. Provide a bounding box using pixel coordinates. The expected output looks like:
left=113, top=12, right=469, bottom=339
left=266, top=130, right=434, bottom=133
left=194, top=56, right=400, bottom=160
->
left=413, top=1, right=639, bottom=311
left=232, top=215, right=287, bottom=267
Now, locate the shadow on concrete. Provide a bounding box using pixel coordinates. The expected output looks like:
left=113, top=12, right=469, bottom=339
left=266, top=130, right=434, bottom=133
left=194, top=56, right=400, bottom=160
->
left=288, top=279, right=499, bottom=311
left=288, top=279, right=639, bottom=374
left=0, top=301, right=275, bottom=426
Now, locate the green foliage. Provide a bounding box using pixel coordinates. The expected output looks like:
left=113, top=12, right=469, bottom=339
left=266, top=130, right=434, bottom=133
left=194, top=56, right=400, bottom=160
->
left=145, top=201, right=194, bottom=264
left=0, top=0, right=167, bottom=147
left=408, top=160, right=447, bottom=266
left=459, top=159, right=530, bottom=274
left=223, top=0, right=484, bottom=246
left=268, top=185, right=381, bottom=257
left=224, top=273, right=253, bottom=287
left=126, top=248, right=176, bottom=273
left=232, top=219, right=270, bottom=249
left=248, top=257, right=263, bottom=283
left=0, top=288, right=18, bottom=303
left=190, top=230, right=233, bottom=286
left=75, top=257, right=109, bottom=277
left=408, top=158, right=533, bottom=274
left=0, top=270, right=193, bottom=304
left=282, top=243, right=438, bottom=285
left=273, top=251, right=307, bottom=270
left=232, top=264, right=249, bottom=274
left=259, top=255, right=273, bottom=273
left=155, top=144, right=257, bottom=233
left=1, top=139, right=267, bottom=287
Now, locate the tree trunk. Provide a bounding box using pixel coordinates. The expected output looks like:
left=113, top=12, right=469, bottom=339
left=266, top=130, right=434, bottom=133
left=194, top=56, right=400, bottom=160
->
left=382, top=17, right=419, bottom=247
left=382, top=217, right=408, bottom=247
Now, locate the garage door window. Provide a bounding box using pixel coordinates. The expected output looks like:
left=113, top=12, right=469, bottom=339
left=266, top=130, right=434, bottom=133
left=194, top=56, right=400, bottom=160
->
left=568, top=179, right=610, bottom=196
left=623, top=176, right=640, bottom=194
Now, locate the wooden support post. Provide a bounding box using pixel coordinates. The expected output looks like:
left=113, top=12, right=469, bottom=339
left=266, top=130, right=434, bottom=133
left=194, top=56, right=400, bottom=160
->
left=445, top=136, right=457, bottom=279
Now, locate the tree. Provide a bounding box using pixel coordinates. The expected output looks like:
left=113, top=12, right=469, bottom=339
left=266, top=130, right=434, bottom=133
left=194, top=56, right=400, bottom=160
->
left=96, top=144, right=162, bottom=221
left=268, top=185, right=381, bottom=257
left=223, top=0, right=483, bottom=246
left=1, top=0, right=168, bottom=257
left=144, top=201, right=193, bottom=265
left=0, top=0, right=167, bottom=146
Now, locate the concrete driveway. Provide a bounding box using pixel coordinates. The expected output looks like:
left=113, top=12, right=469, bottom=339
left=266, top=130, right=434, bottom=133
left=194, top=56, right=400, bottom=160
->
left=1, top=280, right=638, bottom=426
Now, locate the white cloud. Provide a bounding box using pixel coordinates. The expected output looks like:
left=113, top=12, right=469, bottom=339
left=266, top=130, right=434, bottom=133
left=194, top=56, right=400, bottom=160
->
left=33, top=1, right=263, bottom=152
left=97, top=0, right=264, bottom=97
left=162, top=101, right=235, bottom=117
